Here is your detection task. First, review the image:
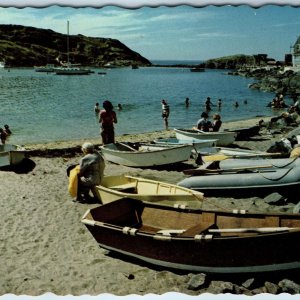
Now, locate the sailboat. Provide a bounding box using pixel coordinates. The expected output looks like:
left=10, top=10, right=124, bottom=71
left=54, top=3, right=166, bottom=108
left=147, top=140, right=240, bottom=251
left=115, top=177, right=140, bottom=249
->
left=55, top=21, right=91, bottom=75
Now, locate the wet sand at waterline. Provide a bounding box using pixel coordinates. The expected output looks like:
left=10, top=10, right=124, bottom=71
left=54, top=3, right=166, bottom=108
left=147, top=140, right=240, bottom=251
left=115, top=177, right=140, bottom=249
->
left=1, top=116, right=299, bottom=296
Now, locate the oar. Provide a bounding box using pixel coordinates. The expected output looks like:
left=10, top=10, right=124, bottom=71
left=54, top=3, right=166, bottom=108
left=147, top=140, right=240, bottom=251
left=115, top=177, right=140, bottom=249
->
left=118, top=142, right=138, bottom=152
left=183, top=165, right=276, bottom=176
left=203, top=152, right=283, bottom=162
left=208, top=227, right=298, bottom=233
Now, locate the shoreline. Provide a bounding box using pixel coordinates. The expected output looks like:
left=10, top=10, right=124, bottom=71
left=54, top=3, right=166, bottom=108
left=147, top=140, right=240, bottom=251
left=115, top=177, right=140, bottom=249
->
left=24, top=116, right=270, bottom=152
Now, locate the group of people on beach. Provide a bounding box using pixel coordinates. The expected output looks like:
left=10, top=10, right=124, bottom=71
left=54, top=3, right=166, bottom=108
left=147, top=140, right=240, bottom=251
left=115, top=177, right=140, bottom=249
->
left=0, top=124, right=12, bottom=144
left=195, top=112, right=222, bottom=132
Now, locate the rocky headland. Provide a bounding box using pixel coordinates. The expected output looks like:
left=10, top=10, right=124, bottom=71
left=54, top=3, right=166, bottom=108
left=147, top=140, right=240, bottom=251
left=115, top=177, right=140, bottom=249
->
left=232, top=67, right=300, bottom=98
left=0, top=24, right=152, bottom=67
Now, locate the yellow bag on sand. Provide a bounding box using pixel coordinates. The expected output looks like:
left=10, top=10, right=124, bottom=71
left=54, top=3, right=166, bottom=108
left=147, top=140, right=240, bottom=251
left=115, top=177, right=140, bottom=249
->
left=68, top=165, right=80, bottom=198
left=290, top=147, right=300, bottom=158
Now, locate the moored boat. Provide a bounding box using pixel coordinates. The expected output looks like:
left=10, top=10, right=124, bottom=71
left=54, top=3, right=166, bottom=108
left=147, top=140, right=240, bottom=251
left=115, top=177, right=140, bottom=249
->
left=175, top=128, right=236, bottom=146
left=100, top=142, right=193, bottom=167
left=190, top=67, right=205, bottom=72
left=96, top=174, right=204, bottom=208
left=0, top=144, right=27, bottom=167
left=34, top=64, right=56, bottom=72
left=82, top=197, right=300, bottom=274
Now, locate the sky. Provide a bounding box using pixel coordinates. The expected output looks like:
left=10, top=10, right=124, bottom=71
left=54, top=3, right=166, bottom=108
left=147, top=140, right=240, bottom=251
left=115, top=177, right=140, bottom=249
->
left=0, top=4, right=299, bottom=61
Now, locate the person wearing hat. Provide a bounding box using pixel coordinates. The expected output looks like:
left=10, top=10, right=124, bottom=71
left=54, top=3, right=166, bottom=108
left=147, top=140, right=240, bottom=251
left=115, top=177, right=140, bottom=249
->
left=77, top=142, right=105, bottom=202
left=99, top=100, right=117, bottom=144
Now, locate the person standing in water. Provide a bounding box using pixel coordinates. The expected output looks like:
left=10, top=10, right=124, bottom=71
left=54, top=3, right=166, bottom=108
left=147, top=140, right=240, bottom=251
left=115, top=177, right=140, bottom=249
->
left=185, top=97, right=190, bottom=108
left=161, top=99, right=170, bottom=129
left=99, top=100, right=117, bottom=144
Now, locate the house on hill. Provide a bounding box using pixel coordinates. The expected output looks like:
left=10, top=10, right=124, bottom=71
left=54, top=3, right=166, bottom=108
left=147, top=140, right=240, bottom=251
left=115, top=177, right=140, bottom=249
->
left=292, top=36, right=300, bottom=67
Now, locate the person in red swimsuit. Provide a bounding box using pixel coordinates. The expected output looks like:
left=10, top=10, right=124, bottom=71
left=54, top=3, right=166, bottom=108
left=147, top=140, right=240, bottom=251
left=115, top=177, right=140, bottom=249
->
left=99, top=100, right=117, bottom=144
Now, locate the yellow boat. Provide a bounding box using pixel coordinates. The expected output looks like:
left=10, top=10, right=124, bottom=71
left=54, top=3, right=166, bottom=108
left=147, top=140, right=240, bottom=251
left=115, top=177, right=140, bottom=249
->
left=96, top=174, right=204, bottom=209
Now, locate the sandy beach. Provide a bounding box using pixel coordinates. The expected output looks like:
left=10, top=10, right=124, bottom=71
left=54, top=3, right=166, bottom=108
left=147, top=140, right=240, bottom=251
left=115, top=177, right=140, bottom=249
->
left=2, top=116, right=300, bottom=296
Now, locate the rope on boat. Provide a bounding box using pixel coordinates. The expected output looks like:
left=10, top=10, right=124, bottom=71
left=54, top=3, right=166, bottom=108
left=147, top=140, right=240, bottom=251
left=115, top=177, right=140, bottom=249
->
left=257, top=167, right=294, bottom=181
left=263, top=156, right=299, bottom=168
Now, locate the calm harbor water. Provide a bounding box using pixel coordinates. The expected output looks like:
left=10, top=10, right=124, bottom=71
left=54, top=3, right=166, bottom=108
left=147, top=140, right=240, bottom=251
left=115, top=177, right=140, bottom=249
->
left=0, top=64, right=289, bottom=145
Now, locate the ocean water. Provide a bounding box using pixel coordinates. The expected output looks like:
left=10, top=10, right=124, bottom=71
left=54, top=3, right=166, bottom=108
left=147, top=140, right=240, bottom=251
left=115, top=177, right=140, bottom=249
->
left=0, top=66, right=289, bottom=145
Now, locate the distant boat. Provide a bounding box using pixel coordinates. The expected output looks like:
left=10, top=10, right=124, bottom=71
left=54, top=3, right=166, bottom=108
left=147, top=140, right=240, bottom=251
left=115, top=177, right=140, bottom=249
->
left=131, top=64, right=139, bottom=69
left=0, top=61, right=5, bottom=68
left=190, top=67, right=205, bottom=72
left=55, top=21, right=91, bottom=76
left=34, top=64, right=56, bottom=72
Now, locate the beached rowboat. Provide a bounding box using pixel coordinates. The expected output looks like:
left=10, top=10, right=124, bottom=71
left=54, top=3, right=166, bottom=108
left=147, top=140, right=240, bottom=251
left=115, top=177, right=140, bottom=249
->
left=0, top=144, right=27, bottom=167
left=96, top=174, right=204, bottom=209
left=178, top=165, right=300, bottom=197
left=153, top=137, right=217, bottom=152
left=174, top=128, right=236, bottom=146
left=82, top=197, right=300, bottom=273
left=100, top=142, right=193, bottom=167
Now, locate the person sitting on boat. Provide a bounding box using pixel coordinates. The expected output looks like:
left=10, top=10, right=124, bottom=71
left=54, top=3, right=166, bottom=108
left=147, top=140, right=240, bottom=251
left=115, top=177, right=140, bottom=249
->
left=3, top=124, right=11, bottom=135
left=99, top=100, right=117, bottom=144
left=76, top=142, right=105, bottom=202
left=161, top=99, right=170, bottom=130
left=0, top=128, right=7, bottom=144
left=211, top=113, right=222, bottom=132
left=196, top=112, right=212, bottom=132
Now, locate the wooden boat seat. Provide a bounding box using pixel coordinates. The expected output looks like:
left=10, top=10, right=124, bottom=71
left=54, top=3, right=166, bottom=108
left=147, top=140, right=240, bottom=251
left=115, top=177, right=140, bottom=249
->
left=111, top=182, right=137, bottom=192
left=138, top=224, right=162, bottom=234
left=180, top=222, right=217, bottom=237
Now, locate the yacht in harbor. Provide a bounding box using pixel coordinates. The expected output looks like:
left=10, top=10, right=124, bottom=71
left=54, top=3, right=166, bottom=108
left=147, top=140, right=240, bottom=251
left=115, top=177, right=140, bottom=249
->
left=55, top=21, right=91, bottom=75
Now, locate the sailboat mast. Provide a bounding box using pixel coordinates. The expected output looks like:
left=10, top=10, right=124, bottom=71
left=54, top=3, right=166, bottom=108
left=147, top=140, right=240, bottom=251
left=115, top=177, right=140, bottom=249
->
left=67, top=20, right=70, bottom=65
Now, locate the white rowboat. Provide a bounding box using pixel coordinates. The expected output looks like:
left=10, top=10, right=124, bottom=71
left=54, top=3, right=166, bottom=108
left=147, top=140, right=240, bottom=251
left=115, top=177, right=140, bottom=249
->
left=175, top=128, right=236, bottom=146
left=0, top=144, right=26, bottom=167
left=100, top=142, right=193, bottom=167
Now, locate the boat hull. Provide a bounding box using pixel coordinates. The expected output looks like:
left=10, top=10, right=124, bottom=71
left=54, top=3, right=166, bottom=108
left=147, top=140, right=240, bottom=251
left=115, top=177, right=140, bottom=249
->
left=153, top=137, right=217, bottom=152
left=178, top=166, right=300, bottom=197
left=97, top=175, right=204, bottom=208
left=175, top=128, right=236, bottom=146
left=0, top=144, right=26, bottom=167
left=82, top=198, right=300, bottom=274
left=100, top=143, right=193, bottom=167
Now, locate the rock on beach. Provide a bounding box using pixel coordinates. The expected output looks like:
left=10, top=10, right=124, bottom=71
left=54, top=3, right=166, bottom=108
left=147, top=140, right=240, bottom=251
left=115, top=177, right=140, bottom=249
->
left=1, top=117, right=300, bottom=296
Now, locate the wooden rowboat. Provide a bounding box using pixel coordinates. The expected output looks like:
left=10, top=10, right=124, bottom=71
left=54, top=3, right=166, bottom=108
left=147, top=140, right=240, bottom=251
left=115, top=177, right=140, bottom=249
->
left=100, top=142, right=193, bottom=167
left=0, top=144, right=27, bottom=167
left=96, top=174, right=204, bottom=209
left=174, top=128, right=236, bottom=146
left=82, top=197, right=300, bottom=274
